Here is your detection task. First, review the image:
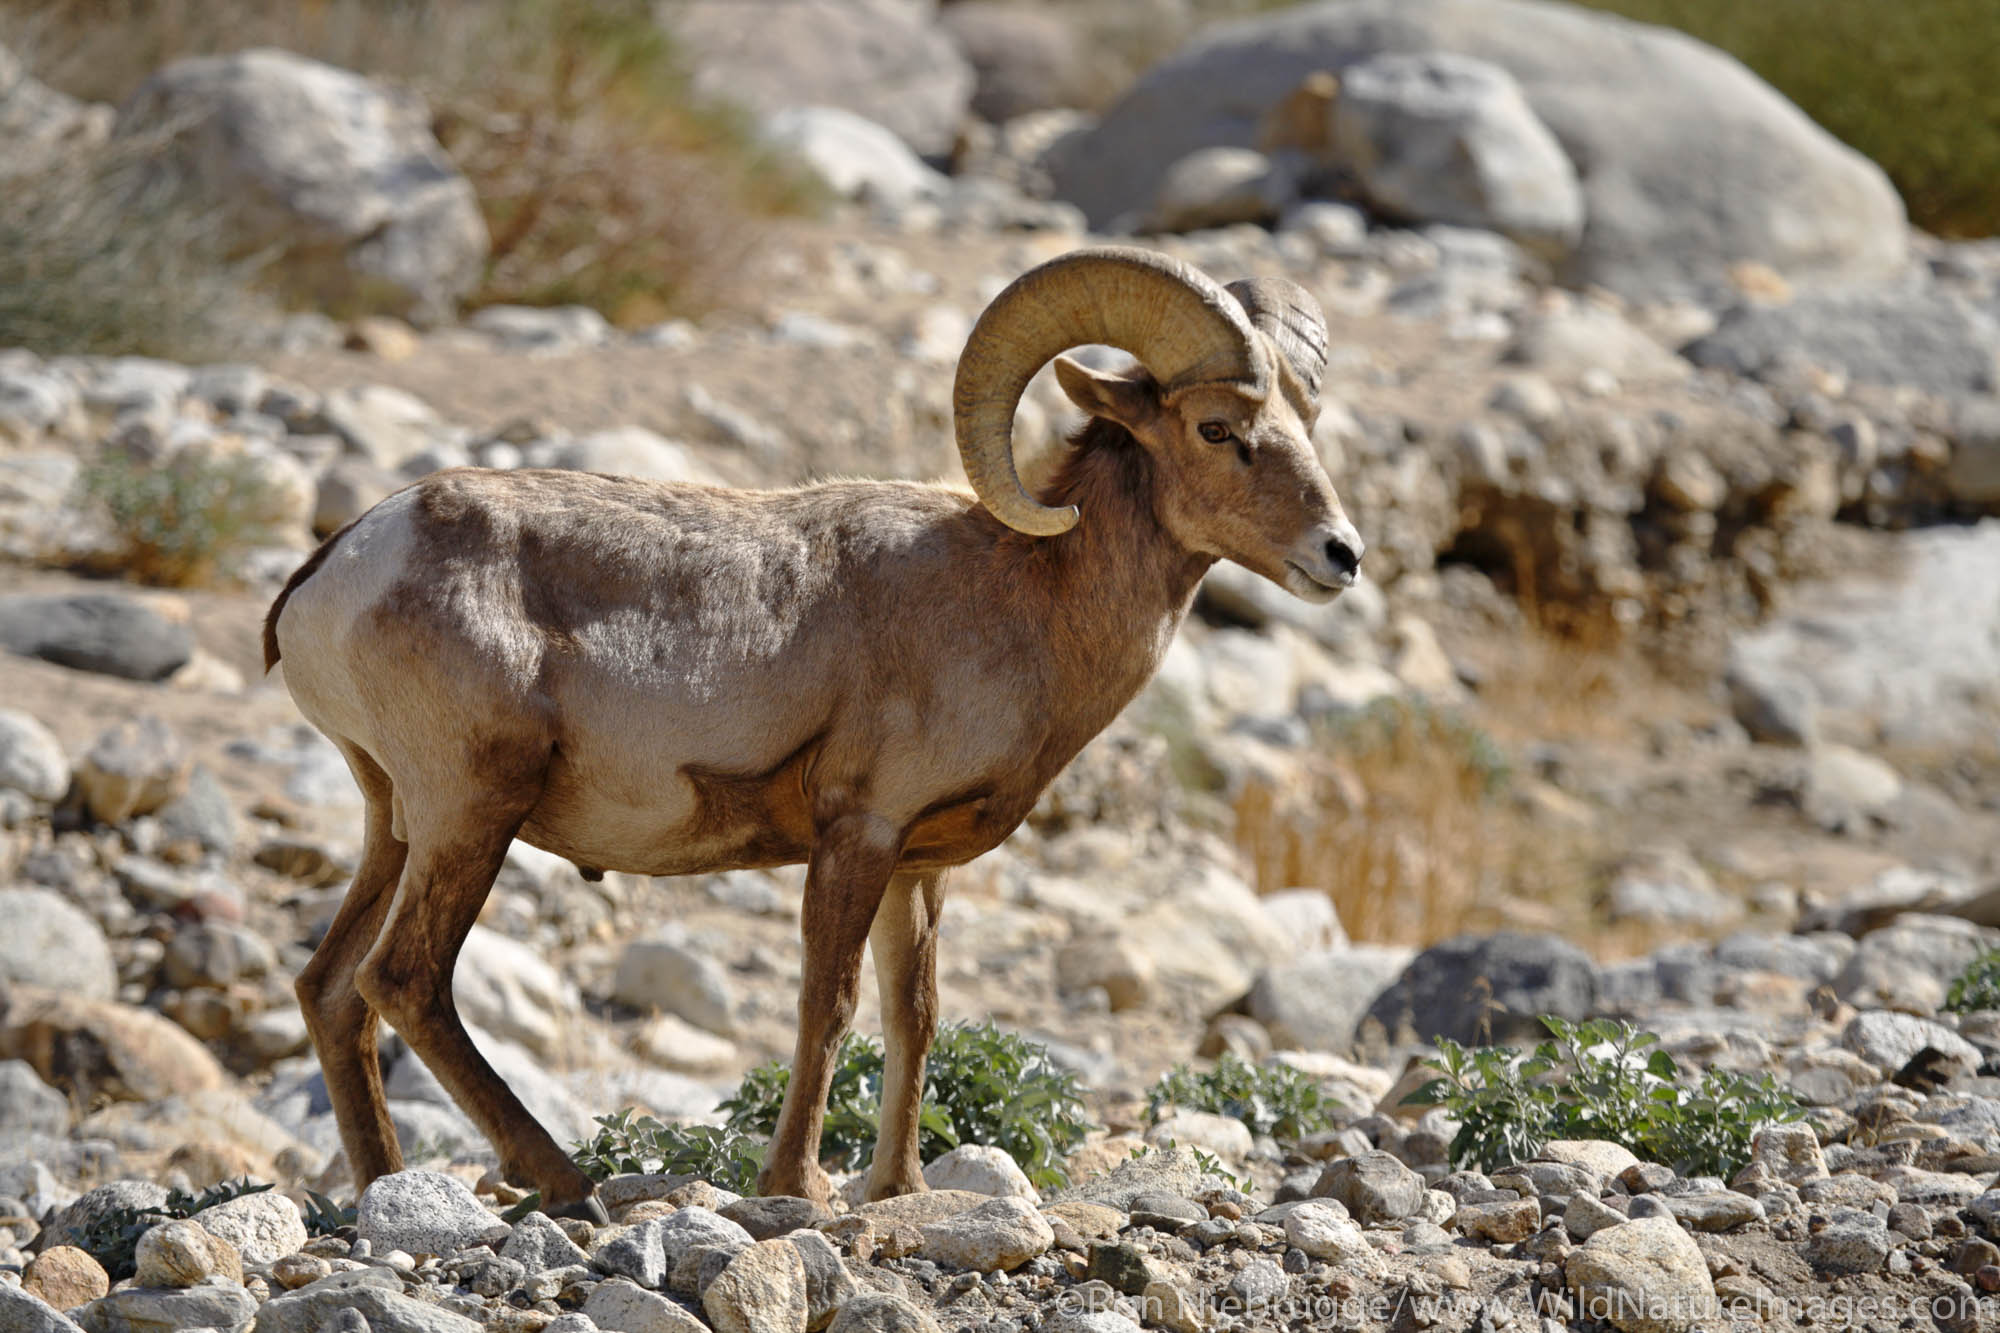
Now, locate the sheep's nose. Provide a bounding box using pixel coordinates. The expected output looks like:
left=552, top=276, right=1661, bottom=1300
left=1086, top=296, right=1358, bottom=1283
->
left=1325, top=518, right=1364, bottom=582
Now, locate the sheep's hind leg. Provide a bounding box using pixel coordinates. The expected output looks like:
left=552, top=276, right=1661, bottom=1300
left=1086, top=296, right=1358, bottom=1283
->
left=295, top=744, right=407, bottom=1197
left=355, top=768, right=606, bottom=1223
left=864, top=869, right=945, bottom=1201
left=757, top=815, right=902, bottom=1201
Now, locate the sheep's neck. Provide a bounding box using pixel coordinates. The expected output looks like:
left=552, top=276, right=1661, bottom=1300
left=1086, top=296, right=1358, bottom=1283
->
left=1014, top=429, right=1211, bottom=749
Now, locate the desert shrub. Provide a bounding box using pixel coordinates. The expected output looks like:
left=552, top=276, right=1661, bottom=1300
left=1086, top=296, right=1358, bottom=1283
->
left=0, top=132, right=268, bottom=360
left=1946, top=949, right=2000, bottom=1014
left=572, top=1110, right=767, bottom=1195
left=1146, top=1051, right=1339, bottom=1140
left=1406, top=1016, right=1802, bottom=1177
left=5, top=0, right=819, bottom=323
left=1234, top=697, right=1553, bottom=944
left=1552, top=0, right=1998, bottom=238
left=721, top=1021, right=1094, bottom=1190
left=72, top=1178, right=273, bottom=1281
left=75, top=448, right=286, bottom=587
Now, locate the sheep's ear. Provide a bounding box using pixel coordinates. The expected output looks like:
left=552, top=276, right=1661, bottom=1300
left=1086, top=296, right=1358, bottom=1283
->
left=1054, top=355, right=1158, bottom=432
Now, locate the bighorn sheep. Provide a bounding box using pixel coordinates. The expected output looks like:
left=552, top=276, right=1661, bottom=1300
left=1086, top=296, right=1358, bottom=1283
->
left=265, top=246, right=1362, bottom=1218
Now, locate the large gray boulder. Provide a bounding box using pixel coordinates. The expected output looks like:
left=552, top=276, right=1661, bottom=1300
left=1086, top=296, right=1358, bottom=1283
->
left=1047, top=0, right=1907, bottom=300
left=939, top=3, right=1093, bottom=123
left=116, top=49, right=488, bottom=321
left=664, top=0, right=973, bottom=156
left=1332, top=52, right=1581, bottom=259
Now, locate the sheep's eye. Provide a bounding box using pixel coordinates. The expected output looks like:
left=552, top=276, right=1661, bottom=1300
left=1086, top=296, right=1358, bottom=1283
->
left=1198, top=421, right=1231, bottom=444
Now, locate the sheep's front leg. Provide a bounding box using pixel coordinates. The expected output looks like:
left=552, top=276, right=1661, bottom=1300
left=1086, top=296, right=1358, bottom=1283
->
left=757, top=815, right=901, bottom=1202
left=865, top=869, right=945, bottom=1200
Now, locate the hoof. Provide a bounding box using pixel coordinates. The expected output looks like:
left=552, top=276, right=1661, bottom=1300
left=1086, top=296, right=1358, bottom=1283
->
left=547, top=1191, right=610, bottom=1226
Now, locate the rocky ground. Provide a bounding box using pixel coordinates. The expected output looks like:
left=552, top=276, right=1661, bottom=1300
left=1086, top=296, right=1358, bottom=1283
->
left=5, top=0, right=2000, bottom=1330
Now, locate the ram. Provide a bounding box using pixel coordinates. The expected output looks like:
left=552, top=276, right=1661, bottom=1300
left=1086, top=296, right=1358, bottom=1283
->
left=265, top=247, right=1362, bottom=1219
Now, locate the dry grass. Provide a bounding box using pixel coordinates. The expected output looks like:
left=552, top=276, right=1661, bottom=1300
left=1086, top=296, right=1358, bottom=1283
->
left=1230, top=623, right=1693, bottom=949
left=0, top=128, right=271, bottom=360
left=3, top=0, right=819, bottom=323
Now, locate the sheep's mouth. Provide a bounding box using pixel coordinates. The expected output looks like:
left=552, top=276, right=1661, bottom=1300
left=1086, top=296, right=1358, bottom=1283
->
left=1283, top=561, right=1348, bottom=602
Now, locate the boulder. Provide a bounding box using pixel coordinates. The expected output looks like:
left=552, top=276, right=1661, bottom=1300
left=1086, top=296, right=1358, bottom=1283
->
left=1047, top=0, right=1906, bottom=300
left=922, top=1145, right=1037, bottom=1200
left=0, top=593, right=191, bottom=681
left=529, top=428, right=724, bottom=486
left=193, top=1189, right=308, bottom=1266
left=1361, top=931, right=1597, bottom=1045
left=0, top=1058, right=70, bottom=1135
left=1145, top=146, right=1293, bottom=233
left=666, top=0, right=972, bottom=156
left=764, top=106, right=947, bottom=208
left=116, top=48, right=488, bottom=320
left=21, top=1247, right=108, bottom=1314
left=132, top=1217, right=243, bottom=1288
left=1331, top=51, right=1580, bottom=258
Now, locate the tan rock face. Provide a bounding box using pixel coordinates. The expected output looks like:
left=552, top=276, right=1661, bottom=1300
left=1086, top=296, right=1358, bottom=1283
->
left=134, top=1217, right=245, bottom=1288
left=23, top=1246, right=110, bottom=1311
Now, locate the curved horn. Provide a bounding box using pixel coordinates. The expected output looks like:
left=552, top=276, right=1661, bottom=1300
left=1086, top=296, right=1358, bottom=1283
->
left=953, top=246, right=1268, bottom=536
left=1226, top=277, right=1328, bottom=411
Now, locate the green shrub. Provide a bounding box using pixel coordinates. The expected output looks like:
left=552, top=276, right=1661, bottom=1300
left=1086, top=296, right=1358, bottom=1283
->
left=1946, top=949, right=2000, bottom=1014
left=0, top=132, right=269, bottom=360
left=1567, top=0, right=2000, bottom=238
left=1146, top=1051, right=1339, bottom=1140
left=721, top=1021, right=1095, bottom=1190
left=76, top=448, right=287, bottom=587
left=572, top=1110, right=767, bottom=1195
left=72, top=1178, right=273, bottom=1281
left=1406, top=1016, right=1801, bottom=1178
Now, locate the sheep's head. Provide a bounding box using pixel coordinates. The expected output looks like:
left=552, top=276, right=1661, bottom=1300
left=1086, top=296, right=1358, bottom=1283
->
left=954, top=247, right=1362, bottom=601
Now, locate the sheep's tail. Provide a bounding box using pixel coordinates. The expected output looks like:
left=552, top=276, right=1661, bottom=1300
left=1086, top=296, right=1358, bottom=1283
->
left=263, top=518, right=358, bottom=672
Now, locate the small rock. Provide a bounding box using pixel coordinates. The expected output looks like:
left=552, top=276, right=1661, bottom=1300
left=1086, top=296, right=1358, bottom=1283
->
left=134, top=1216, right=244, bottom=1288
left=786, top=1229, right=855, bottom=1332
left=502, top=1211, right=594, bottom=1274
left=917, top=1195, right=1054, bottom=1272
left=0, top=889, right=116, bottom=1000
left=1313, top=1152, right=1427, bottom=1224
left=1844, top=1012, right=1979, bottom=1079
left=0, top=1286, right=86, bottom=1333
left=194, top=1189, right=308, bottom=1266
left=0, top=593, right=191, bottom=681
left=826, top=1292, right=942, bottom=1333
left=584, top=1277, right=709, bottom=1333
left=703, top=1237, right=808, bottom=1333
left=0, top=709, right=68, bottom=801
left=612, top=930, right=742, bottom=1034
left=271, top=1253, right=332, bottom=1290
left=1662, top=1192, right=1763, bottom=1232
left=595, top=1209, right=753, bottom=1290
left=719, top=1196, right=832, bottom=1241
left=1282, top=1200, right=1383, bottom=1275
left=1457, top=1198, right=1541, bottom=1242
left=77, top=716, right=188, bottom=824
left=1565, top=1194, right=1627, bottom=1242
left=1144, top=1112, right=1254, bottom=1161
left=22, top=1246, right=108, bottom=1311
left=1806, top=1207, right=1891, bottom=1275
left=1747, top=1123, right=1827, bottom=1183
left=356, top=1169, right=510, bottom=1257
left=73, top=1283, right=259, bottom=1332
left=921, top=1145, right=1036, bottom=1199
left=1566, top=1215, right=1718, bottom=1333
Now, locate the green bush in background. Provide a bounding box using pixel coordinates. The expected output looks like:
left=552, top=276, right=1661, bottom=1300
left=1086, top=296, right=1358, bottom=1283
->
left=1567, top=0, right=1997, bottom=238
